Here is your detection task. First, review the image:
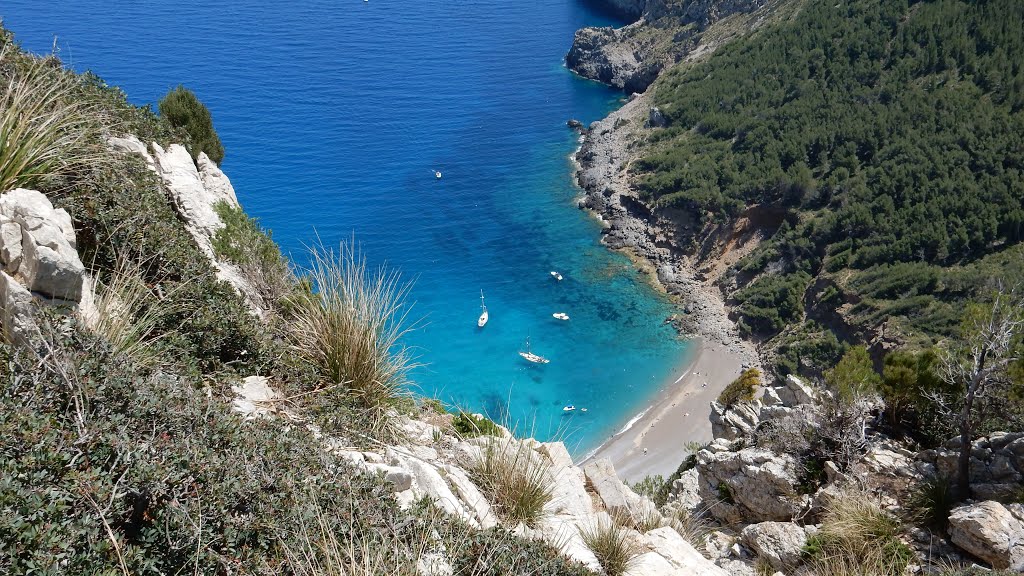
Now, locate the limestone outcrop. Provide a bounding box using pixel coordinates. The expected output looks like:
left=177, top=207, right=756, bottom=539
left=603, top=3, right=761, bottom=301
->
left=697, top=447, right=806, bottom=523
left=0, top=188, right=91, bottom=346
left=948, top=500, right=1024, bottom=571
left=918, top=432, right=1024, bottom=501
left=740, top=521, right=806, bottom=571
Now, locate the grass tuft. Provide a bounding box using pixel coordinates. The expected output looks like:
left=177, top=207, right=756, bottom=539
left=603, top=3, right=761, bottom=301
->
left=0, top=45, right=108, bottom=193
left=578, top=516, right=640, bottom=576
left=470, top=437, right=553, bottom=527
left=804, top=492, right=914, bottom=576
left=288, top=238, right=419, bottom=439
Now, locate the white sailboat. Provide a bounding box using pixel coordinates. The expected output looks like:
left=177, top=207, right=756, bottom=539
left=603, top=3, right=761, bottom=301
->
left=552, top=312, right=569, bottom=321
left=518, top=336, right=550, bottom=364
left=477, top=290, right=488, bottom=328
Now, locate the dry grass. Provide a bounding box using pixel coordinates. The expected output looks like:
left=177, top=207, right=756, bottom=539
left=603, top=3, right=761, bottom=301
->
left=288, top=239, right=419, bottom=438
left=805, top=492, right=914, bottom=576
left=667, top=505, right=713, bottom=549
left=578, top=516, right=640, bottom=576
left=0, top=45, right=108, bottom=192
left=470, top=437, right=553, bottom=528
left=83, top=254, right=189, bottom=368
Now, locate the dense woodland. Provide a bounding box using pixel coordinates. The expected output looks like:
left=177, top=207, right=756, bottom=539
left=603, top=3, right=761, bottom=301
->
left=637, top=0, right=1024, bottom=375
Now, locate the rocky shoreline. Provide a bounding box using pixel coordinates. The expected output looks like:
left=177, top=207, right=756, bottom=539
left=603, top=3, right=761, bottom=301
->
left=571, top=91, right=759, bottom=370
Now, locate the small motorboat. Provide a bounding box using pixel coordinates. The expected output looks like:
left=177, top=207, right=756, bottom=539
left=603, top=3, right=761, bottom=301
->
left=550, top=271, right=563, bottom=281
left=552, top=312, right=569, bottom=321
left=518, top=336, right=550, bottom=364
left=435, top=171, right=442, bottom=179
left=563, top=405, right=576, bottom=412
left=580, top=408, right=588, bottom=413
left=478, top=290, right=489, bottom=328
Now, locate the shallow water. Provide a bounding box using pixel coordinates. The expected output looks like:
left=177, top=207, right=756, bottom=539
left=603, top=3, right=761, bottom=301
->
left=5, top=0, right=689, bottom=455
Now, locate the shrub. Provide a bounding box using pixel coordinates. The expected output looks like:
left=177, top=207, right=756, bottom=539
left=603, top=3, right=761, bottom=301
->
left=804, top=493, right=913, bottom=576
left=825, top=346, right=881, bottom=401
left=212, top=201, right=298, bottom=313
left=578, top=516, right=640, bottom=576
left=719, top=368, right=760, bottom=407
left=470, top=437, right=552, bottom=527
left=288, top=239, right=419, bottom=439
left=0, top=45, right=107, bottom=192
left=157, top=84, right=224, bottom=165
left=452, top=411, right=501, bottom=438
left=630, top=475, right=669, bottom=508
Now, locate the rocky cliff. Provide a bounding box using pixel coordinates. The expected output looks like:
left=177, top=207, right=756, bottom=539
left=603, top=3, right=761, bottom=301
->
left=566, top=0, right=782, bottom=93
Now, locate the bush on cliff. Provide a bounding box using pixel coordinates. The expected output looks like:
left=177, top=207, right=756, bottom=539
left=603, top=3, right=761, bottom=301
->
left=158, top=84, right=224, bottom=165
left=718, top=368, right=760, bottom=407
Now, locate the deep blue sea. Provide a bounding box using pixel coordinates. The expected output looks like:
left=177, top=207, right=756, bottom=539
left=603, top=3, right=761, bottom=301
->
left=3, top=0, right=689, bottom=455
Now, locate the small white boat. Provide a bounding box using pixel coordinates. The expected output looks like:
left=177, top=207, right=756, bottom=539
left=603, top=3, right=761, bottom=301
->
left=580, top=408, right=588, bottom=413
left=477, top=290, right=488, bottom=328
left=435, top=171, right=442, bottom=179
left=552, top=312, right=569, bottom=321
left=518, top=336, right=550, bottom=364
left=563, top=405, right=576, bottom=412
left=550, top=271, right=563, bottom=281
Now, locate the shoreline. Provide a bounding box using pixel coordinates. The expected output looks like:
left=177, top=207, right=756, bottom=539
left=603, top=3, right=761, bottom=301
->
left=579, top=338, right=748, bottom=484
left=568, top=82, right=760, bottom=483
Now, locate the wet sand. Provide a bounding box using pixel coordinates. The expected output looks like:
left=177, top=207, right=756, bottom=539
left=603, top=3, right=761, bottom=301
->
left=579, top=338, right=747, bottom=484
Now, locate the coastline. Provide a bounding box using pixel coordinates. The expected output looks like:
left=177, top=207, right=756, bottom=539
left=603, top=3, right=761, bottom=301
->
left=580, top=338, right=748, bottom=483
left=569, top=80, right=760, bottom=482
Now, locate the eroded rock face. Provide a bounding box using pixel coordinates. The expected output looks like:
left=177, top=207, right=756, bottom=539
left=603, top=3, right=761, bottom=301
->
left=584, top=457, right=659, bottom=521
left=948, top=501, right=1024, bottom=570
left=697, top=448, right=806, bottom=523
left=710, top=400, right=759, bottom=441
left=918, top=432, right=1024, bottom=501
left=0, top=188, right=84, bottom=301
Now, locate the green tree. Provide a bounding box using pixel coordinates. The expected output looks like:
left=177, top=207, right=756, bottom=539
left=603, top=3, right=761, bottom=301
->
left=158, top=85, right=224, bottom=165
left=825, top=346, right=880, bottom=400
left=719, top=368, right=761, bottom=407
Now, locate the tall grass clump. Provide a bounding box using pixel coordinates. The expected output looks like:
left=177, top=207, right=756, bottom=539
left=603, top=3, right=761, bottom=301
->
left=0, top=46, right=106, bottom=193
left=289, top=239, right=418, bottom=436
left=470, top=437, right=553, bottom=527
left=83, top=254, right=189, bottom=368
left=804, top=493, right=914, bottom=576
left=579, top=516, right=640, bottom=576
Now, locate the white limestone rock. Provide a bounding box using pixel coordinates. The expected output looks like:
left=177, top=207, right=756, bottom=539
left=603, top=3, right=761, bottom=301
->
left=0, top=188, right=84, bottom=301
left=948, top=500, right=1024, bottom=570
left=197, top=152, right=239, bottom=207
left=152, top=143, right=223, bottom=257
left=643, top=526, right=729, bottom=575
left=584, top=457, right=659, bottom=521
left=440, top=464, right=498, bottom=529
left=107, top=134, right=156, bottom=171
left=0, top=270, right=38, bottom=346
left=231, top=376, right=280, bottom=419
left=697, top=448, right=806, bottom=523
left=778, top=374, right=817, bottom=406
left=740, top=521, right=806, bottom=571
left=0, top=215, right=23, bottom=274
left=624, top=551, right=677, bottom=576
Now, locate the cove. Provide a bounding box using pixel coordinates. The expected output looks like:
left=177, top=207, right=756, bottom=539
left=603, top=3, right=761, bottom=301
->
left=4, top=0, right=689, bottom=455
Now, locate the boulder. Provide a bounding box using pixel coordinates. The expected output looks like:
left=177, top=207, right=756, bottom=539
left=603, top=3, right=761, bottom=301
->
left=643, top=526, right=729, bottom=575
left=648, top=106, right=667, bottom=128
left=0, top=188, right=84, bottom=301
left=740, top=521, right=806, bottom=571
left=669, top=467, right=702, bottom=514
left=697, top=448, right=806, bottom=523
left=584, top=458, right=658, bottom=521
left=440, top=464, right=498, bottom=529
left=948, top=501, right=1024, bottom=570
left=107, top=134, right=156, bottom=171
left=624, top=551, right=678, bottom=576
left=709, top=400, right=759, bottom=441
left=777, top=375, right=816, bottom=406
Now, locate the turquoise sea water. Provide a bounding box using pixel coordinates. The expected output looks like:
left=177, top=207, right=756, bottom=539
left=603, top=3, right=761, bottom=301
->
left=3, top=0, right=689, bottom=455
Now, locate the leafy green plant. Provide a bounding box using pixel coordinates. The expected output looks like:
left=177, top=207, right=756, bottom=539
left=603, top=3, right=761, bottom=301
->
left=288, top=239, right=419, bottom=440
left=717, top=482, right=735, bottom=504
left=718, top=368, right=761, bottom=407
left=578, top=516, right=640, bottom=576
left=470, top=437, right=553, bottom=527
left=212, top=201, right=298, bottom=312
left=0, top=45, right=107, bottom=192
left=630, top=474, right=669, bottom=507
left=157, top=84, right=224, bottom=165
left=825, top=346, right=881, bottom=401
left=452, top=411, right=500, bottom=438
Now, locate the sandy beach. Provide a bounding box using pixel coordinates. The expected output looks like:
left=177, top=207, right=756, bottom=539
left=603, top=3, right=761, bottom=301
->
left=579, top=338, right=748, bottom=484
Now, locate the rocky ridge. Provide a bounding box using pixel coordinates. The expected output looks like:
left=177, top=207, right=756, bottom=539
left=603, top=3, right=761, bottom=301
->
left=566, top=0, right=783, bottom=93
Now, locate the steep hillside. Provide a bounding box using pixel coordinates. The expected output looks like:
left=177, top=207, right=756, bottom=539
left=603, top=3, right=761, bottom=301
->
left=575, top=0, right=1024, bottom=379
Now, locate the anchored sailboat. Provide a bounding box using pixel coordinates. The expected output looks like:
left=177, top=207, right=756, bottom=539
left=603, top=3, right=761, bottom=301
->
left=518, top=336, right=550, bottom=364
left=477, top=290, right=488, bottom=328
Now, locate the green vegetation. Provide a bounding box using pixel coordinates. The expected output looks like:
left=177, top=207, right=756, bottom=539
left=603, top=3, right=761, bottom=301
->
left=907, top=476, right=956, bottom=532
left=158, top=84, right=224, bottom=165
left=825, top=347, right=880, bottom=401
left=718, top=368, right=760, bottom=407
left=639, top=0, right=1024, bottom=355
left=803, top=494, right=914, bottom=576
left=578, top=517, right=639, bottom=576
left=452, top=411, right=501, bottom=438
left=470, top=437, right=553, bottom=527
